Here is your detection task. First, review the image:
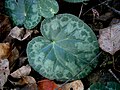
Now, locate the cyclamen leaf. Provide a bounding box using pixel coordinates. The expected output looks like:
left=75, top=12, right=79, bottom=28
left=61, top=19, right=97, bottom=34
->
left=27, top=14, right=99, bottom=81
left=88, top=82, right=120, bottom=90
left=64, top=0, right=89, bottom=3
left=5, top=0, right=59, bottom=29
left=5, top=0, right=41, bottom=29
left=38, top=0, right=59, bottom=18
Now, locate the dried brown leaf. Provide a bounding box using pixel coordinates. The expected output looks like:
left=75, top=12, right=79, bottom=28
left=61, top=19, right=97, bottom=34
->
left=0, top=59, right=10, bottom=89
left=8, top=47, right=19, bottom=68
left=62, top=80, right=84, bottom=90
left=97, top=12, right=113, bottom=21
left=13, top=83, right=38, bottom=90
left=9, top=26, right=33, bottom=41
left=18, top=76, right=36, bottom=85
left=0, top=43, right=10, bottom=59
left=99, top=23, right=120, bottom=55
left=10, top=65, right=31, bottom=78
left=19, top=57, right=27, bottom=67
left=9, top=26, right=24, bottom=40
left=0, top=14, right=11, bottom=41
left=92, top=8, right=99, bottom=18
left=10, top=76, right=36, bottom=86
left=20, top=83, right=38, bottom=90
left=38, top=79, right=62, bottom=90
left=22, top=30, right=33, bottom=40
left=110, top=18, right=120, bottom=25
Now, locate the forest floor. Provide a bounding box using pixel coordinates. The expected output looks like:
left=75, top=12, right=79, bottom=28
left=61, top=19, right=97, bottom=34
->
left=0, top=0, right=120, bottom=90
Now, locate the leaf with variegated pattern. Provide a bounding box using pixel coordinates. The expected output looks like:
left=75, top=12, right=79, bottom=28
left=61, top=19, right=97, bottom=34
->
left=27, top=14, right=99, bottom=81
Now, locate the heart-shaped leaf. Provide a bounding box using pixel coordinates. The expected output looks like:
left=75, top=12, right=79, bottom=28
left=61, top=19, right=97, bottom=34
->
left=27, top=14, right=99, bottom=81
left=5, top=0, right=59, bottom=29
left=64, top=0, right=89, bottom=3
left=5, top=0, right=41, bottom=29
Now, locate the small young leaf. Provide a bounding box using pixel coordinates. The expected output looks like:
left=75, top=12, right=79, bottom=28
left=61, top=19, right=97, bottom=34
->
left=27, top=14, right=99, bottom=81
left=38, top=0, right=59, bottom=18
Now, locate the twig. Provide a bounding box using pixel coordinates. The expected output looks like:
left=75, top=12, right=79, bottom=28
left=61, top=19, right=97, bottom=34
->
left=55, top=51, right=102, bottom=90
left=105, top=4, right=120, bottom=15
left=98, top=0, right=120, bottom=15
left=83, top=0, right=110, bottom=16
left=78, top=4, right=84, bottom=18
left=108, top=69, right=120, bottom=84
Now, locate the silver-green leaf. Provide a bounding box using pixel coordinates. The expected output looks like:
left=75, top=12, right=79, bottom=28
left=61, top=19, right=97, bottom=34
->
left=38, top=0, right=59, bottom=18
left=5, top=0, right=41, bottom=29
left=5, top=0, right=59, bottom=29
left=27, top=14, right=99, bottom=81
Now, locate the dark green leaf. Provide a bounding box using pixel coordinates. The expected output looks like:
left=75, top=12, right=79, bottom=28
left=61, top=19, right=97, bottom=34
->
left=88, top=82, right=120, bottom=90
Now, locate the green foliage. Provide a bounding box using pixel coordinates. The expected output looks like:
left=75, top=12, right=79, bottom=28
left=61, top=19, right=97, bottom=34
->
left=64, top=0, right=89, bottom=3
left=5, top=0, right=59, bottom=29
left=88, top=82, right=120, bottom=90
left=26, top=14, right=99, bottom=81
